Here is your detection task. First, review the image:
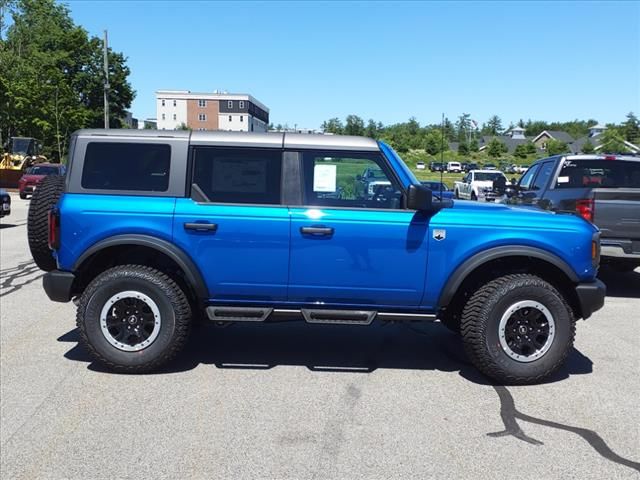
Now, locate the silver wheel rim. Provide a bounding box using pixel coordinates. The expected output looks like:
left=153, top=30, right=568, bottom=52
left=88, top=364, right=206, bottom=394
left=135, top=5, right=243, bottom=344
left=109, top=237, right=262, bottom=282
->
left=100, top=290, right=161, bottom=352
left=498, top=300, right=555, bottom=363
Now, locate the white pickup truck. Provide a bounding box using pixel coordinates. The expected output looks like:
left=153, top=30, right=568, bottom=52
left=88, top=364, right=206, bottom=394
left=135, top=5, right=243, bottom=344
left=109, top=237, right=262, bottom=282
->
left=454, top=170, right=508, bottom=201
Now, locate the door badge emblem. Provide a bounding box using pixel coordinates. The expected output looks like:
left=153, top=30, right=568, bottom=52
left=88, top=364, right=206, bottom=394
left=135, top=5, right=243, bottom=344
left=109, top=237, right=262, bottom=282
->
left=433, top=229, right=446, bottom=241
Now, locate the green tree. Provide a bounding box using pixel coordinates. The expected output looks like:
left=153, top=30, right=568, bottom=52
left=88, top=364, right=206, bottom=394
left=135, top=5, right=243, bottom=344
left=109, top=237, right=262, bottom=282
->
left=622, top=112, right=639, bottom=144
left=598, top=127, right=629, bottom=153
left=458, top=142, right=469, bottom=155
left=581, top=140, right=595, bottom=154
left=513, top=144, right=528, bottom=159
left=486, top=137, right=507, bottom=157
left=0, top=0, right=135, bottom=158
left=344, top=114, right=365, bottom=136
left=546, top=139, right=569, bottom=155
left=469, top=139, right=479, bottom=152
left=424, top=130, right=448, bottom=155
left=365, top=119, right=378, bottom=138
left=485, top=115, right=503, bottom=136
left=456, top=113, right=471, bottom=142
left=175, top=122, right=190, bottom=131
left=321, top=117, right=344, bottom=134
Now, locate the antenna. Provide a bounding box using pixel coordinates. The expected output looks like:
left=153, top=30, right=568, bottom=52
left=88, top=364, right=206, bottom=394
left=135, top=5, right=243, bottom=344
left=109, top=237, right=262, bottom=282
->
left=439, top=113, right=445, bottom=201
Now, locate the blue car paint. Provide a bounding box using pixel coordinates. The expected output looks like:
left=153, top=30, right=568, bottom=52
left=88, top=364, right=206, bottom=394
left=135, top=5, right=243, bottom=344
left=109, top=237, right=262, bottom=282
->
left=56, top=194, right=177, bottom=271
left=54, top=143, right=598, bottom=313
left=172, top=199, right=290, bottom=302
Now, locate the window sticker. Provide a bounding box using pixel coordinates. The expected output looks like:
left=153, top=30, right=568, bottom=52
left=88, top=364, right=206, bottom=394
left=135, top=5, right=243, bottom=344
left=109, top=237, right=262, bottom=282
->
left=313, top=164, right=337, bottom=192
left=557, top=176, right=569, bottom=184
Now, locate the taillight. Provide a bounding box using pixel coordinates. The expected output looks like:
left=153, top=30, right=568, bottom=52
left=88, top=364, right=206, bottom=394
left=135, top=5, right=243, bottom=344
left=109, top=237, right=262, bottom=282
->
left=604, top=155, right=616, bottom=161
left=576, top=199, right=595, bottom=222
left=48, top=208, right=60, bottom=250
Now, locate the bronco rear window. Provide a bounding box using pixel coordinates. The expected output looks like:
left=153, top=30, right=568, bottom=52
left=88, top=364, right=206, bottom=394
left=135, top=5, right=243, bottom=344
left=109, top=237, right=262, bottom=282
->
left=81, top=142, right=171, bottom=191
left=556, top=160, right=640, bottom=188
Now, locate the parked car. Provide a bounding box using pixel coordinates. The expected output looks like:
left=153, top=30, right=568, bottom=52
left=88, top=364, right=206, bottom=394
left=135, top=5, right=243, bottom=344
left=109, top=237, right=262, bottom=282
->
left=484, top=163, right=497, bottom=170
left=454, top=170, right=508, bottom=201
left=31, top=129, right=604, bottom=384
left=359, top=166, right=392, bottom=199
left=429, top=161, right=444, bottom=172
left=18, top=163, right=66, bottom=199
left=464, top=162, right=478, bottom=172
left=421, top=181, right=454, bottom=200
left=446, top=161, right=462, bottom=173
left=506, top=154, right=640, bottom=271
left=416, top=161, right=426, bottom=170
left=0, top=188, right=10, bottom=217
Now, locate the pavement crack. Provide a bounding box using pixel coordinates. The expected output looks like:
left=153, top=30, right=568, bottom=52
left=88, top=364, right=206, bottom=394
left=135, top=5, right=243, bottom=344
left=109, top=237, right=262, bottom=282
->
left=489, top=385, right=640, bottom=473
left=0, top=260, right=43, bottom=298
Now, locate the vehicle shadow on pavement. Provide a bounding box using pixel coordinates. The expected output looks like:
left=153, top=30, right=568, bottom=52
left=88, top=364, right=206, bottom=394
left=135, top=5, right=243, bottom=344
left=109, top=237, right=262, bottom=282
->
left=58, top=322, right=640, bottom=474
left=58, top=320, right=592, bottom=385
left=598, top=266, right=640, bottom=299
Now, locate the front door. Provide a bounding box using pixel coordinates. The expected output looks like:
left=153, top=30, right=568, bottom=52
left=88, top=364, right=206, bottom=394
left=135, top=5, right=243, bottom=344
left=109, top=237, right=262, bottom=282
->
left=288, top=150, right=430, bottom=308
left=173, top=146, right=290, bottom=303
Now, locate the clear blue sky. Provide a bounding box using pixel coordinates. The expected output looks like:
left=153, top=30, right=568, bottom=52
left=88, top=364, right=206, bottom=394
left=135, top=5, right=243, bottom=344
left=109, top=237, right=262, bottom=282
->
left=66, top=0, right=640, bottom=129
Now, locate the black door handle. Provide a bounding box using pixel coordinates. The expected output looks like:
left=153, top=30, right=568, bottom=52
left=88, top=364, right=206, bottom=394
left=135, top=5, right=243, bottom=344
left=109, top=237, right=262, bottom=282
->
left=300, top=226, right=334, bottom=236
left=184, top=222, right=217, bottom=232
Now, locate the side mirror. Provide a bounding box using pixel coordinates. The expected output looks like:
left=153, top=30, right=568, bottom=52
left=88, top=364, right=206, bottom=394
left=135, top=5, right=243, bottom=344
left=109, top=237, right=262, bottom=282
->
left=356, top=174, right=362, bottom=181
left=511, top=178, right=518, bottom=185
left=407, top=184, right=452, bottom=211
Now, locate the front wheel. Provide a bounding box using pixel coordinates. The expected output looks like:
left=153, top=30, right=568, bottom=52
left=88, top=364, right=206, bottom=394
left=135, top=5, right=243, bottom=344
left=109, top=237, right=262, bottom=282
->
left=460, top=274, right=575, bottom=385
left=454, top=189, right=460, bottom=199
left=76, top=265, right=192, bottom=373
left=470, top=192, right=477, bottom=201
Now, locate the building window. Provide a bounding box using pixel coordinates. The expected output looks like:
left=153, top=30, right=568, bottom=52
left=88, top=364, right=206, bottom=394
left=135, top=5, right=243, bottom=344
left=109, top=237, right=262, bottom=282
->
left=240, top=115, right=244, bottom=122
left=161, top=99, right=165, bottom=107
left=162, top=113, right=165, bottom=120
left=173, top=114, right=177, bottom=120
left=228, top=100, right=233, bottom=109
left=229, top=115, right=232, bottom=122
left=173, top=100, right=176, bottom=107
left=199, top=114, right=206, bottom=122
left=239, top=101, right=245, bottom=109
left=198, top=99, right=206, bottom=107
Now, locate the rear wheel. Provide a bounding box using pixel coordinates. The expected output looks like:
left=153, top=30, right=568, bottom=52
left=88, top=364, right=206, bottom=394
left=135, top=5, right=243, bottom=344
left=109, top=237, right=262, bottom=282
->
left=28, top=175, right=65, bottom=271
left=460, top=274, right=575, bottom=384
left=76, top=265, right=192, bottom=373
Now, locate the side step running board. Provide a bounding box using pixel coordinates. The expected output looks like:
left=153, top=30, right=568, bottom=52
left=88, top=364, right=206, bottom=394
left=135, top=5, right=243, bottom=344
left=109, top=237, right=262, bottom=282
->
left=301, top=309, right=376, bottom=325
left=206, top=306, right=273, bottom=322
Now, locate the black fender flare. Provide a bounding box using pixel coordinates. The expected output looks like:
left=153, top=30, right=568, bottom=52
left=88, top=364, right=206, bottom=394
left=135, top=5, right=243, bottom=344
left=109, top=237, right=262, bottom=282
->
left=437, top=245, right=579, bottom=308
left=73, top=234, right=208, bottom=301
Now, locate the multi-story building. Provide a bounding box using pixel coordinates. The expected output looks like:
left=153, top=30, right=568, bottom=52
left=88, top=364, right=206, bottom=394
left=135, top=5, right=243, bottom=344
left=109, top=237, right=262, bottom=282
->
left=155, top=90, right=269, bottom=132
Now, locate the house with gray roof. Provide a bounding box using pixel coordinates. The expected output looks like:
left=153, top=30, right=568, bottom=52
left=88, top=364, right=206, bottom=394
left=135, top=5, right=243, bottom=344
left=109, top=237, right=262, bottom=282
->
left=569, top=124, right=640, bottom=154
left=477, top=127, right=533, bottom=154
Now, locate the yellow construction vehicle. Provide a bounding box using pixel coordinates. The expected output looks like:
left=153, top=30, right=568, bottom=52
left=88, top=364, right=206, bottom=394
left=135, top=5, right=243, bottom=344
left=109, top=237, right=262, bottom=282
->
left=0, top=137, right=48, bottom=188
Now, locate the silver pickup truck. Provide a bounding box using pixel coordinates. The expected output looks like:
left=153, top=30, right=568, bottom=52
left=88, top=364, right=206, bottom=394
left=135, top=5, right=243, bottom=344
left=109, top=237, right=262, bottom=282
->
left=506, top=154, right=640, bottom=271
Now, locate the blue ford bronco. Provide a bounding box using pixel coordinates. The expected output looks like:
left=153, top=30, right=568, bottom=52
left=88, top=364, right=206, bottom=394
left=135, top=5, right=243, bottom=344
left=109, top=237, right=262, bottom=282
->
left=28, top=130, right=605, bottom=384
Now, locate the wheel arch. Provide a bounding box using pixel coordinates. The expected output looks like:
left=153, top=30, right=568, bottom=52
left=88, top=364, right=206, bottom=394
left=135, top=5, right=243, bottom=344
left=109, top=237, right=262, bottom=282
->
left=438, top=246, right=580, bottom=315
left=72, top=235, right=208, bottom=302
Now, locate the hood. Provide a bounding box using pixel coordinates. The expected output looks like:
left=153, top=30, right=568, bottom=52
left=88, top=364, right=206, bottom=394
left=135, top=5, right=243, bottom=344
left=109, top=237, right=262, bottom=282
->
left=19, top=174, right=45, bottom=182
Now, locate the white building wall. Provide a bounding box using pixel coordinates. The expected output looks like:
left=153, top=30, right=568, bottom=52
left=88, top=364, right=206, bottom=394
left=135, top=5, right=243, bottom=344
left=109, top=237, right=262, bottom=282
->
left=251, top=117, right=267, bottom=132
left=218, top=113, right=249, bottom=132
left=156, top=97, right=188, bottom=130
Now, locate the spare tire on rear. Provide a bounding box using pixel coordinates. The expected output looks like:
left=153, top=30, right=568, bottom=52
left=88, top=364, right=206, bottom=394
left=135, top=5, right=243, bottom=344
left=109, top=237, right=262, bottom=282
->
left=28, top=175, right=65, bottom=271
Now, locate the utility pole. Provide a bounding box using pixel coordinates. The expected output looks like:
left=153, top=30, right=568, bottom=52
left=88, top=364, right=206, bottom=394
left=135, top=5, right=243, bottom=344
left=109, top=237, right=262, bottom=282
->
left=103, top=30, right=110, bottom=129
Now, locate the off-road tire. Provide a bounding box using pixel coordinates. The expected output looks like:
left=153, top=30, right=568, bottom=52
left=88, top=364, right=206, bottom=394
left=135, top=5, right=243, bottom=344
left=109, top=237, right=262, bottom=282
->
left=76, top=265, right=192, bottom=373
left=460, top=274, right=575, bottom=385
left=27, top=175, right=64, bottom=271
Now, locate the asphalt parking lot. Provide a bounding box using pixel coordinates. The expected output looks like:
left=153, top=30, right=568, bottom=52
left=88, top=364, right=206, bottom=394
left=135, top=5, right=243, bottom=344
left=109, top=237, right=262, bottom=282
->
left=1, top=192, right=639, bottom=480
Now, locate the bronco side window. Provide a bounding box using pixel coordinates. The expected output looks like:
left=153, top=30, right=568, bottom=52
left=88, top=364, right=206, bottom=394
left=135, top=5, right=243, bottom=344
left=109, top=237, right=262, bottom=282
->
left=191, top=147, right=282, bottom=205
left=81, top=142, right=171, bottom=191
left=301, top=151, right=402, bottom=209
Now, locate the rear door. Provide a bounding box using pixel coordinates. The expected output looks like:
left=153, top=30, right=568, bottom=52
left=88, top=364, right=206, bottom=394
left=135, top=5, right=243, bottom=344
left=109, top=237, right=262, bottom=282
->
left=287, top=150, right=429, bottom=307
left=173, top=145, right=290, bottom=303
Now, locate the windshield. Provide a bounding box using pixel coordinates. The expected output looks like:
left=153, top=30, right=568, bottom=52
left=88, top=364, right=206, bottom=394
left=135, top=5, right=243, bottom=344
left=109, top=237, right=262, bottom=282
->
left=27, top=166, right=59, bottom=175
left=475, top=172, right=505, bottom=181
left=556, top=159, right=640, bottom=188
left=378, top=141, right=419, bottom=185
left=11, top=138, right=34, bottom=155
